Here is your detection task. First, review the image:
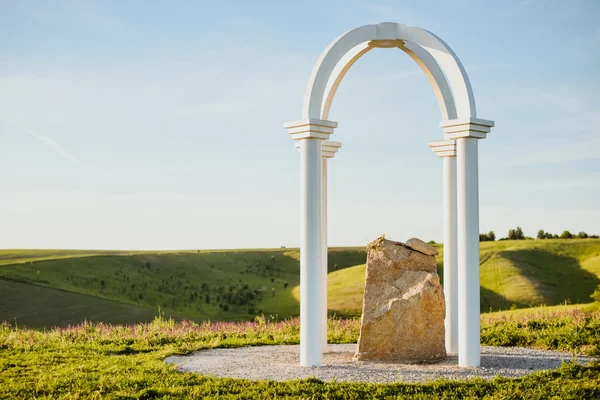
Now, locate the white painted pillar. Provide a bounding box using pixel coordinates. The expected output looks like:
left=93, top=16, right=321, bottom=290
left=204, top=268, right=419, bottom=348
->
left=285, top=119, right=338, bottom=367
left=443, top=156, right=458, bottom=354
left=299, top=138, right=323, bottom=367
left=319, top=141, right=341, bottom=353
left=456, top=137, right=479, bottom=367
left=321, top=157, right=328, bottom=351
left=441, top=117, right=494, bottom=368
left=429, top=140, right=458, bottom=355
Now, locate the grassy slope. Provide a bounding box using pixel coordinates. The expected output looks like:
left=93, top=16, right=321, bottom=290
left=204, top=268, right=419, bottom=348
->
left=0, top=279, right=169, bottom=327
left=0, top=249, right=137, bottom=265
left=292, top=239, right=600, bottom=316
left=0, top=248, right=365, bottom=328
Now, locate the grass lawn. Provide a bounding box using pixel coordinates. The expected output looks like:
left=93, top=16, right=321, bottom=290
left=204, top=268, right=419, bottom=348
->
left=1, top=307, right=599, bottom=399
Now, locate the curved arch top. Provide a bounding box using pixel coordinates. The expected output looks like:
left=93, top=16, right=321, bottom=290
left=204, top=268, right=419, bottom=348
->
left=302, top=22, right=476, bottom=121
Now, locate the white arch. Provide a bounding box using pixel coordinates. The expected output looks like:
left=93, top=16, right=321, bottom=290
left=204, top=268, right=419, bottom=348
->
left=285, top=22, right=493, bottom=369
left=302, top=22, right=476, bottom=121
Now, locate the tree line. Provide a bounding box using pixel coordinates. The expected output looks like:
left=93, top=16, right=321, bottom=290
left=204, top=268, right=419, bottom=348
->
left=479, top=227, right=599, bottom=242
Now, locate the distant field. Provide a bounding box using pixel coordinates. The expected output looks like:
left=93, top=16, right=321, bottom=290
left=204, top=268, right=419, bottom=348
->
left=1, top=239, right=599, bottom=328
left=0, top=249, right=133, bottom=265
left=0, top=279, right=167, bottom=327
left=0, top=248, right=365, bottom=328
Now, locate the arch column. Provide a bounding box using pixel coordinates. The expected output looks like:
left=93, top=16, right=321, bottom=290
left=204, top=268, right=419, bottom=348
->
left=428, top=140, right=458, bottom=355
left=320, top=141, right=342, bottom=352
left=294, top=140, right=342, bottom=353
left=285, top=118, right=337, bottom=367
left=441, top=118, right=494, bottom=367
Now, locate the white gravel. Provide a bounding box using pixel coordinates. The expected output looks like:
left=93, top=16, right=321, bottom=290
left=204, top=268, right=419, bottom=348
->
left=164, top=344, right=594, bottom=383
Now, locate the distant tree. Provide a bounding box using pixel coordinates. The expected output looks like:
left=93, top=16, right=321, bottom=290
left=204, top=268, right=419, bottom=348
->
left=553, top=234, right=559, bottom=239
left=577, top=232, right=589, bottom=239
left=428, top=240, right=436, bottom=245
left=544, top=232, right=554, bottom=239
left=591, top=234, right=600, bottom=239
left=479, top=231, right=496, bottom=242
left=537, top=230, right=546, bottom=240
left=205, top=294, right=210, bottom=304
left=508, top=227, right=525, bottom=240
left=560, top=230, right=573, bottom=239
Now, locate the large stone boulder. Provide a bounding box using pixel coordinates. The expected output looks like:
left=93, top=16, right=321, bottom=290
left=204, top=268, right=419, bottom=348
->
left=355, top=236, right=446, bottom=363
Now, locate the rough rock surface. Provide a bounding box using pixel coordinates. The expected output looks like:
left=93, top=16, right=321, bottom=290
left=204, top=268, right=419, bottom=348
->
left=355, top=237, right=446, bottom=363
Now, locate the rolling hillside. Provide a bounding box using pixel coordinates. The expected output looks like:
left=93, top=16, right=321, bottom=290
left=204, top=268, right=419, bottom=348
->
left=1, top=239, right=599, bottom=328
left=0, top=248, right=365, bottom=328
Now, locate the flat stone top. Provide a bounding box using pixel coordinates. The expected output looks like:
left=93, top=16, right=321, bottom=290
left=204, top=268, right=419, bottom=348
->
left=405, top=238, right=439, bottom=256
left=164, top=344, right=593, bottom=383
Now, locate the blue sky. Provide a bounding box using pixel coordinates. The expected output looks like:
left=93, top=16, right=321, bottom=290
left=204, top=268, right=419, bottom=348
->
left=1, top=0, right=599, bottom=250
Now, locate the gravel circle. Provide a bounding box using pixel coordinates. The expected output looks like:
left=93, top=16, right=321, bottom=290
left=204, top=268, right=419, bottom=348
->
left=164, top=344, right=593, bottom=383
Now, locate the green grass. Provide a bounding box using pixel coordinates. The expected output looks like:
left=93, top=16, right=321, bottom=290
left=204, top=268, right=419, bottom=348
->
left=1, top=309, right=599, bottom=399
left=2, top=239, right=600, bottom=329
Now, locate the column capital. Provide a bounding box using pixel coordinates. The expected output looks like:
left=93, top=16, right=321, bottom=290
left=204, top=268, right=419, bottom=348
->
left=440, top=118, right=494, bottom=140
left=295, top=140, right=342, bottom=159
left=429, top=140, right=456, bottom=157
left=284, top=119, right=338, bottom=140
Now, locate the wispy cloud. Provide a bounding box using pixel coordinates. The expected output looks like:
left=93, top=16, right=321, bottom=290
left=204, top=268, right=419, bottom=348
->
left=3, top=119, right=92, bottom=167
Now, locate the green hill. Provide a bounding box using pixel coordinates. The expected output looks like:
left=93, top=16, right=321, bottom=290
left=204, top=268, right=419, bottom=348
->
left=1, top=240, right=599, bottom=328
left=291, top=239, right=600, bottom=317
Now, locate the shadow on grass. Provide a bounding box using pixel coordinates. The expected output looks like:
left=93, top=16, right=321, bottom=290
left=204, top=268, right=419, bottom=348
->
left=480, top=286, right=523, bottom=312
left=500, top=249, right=600, bottom=305
left=327, top=249, right=367, bottom=273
